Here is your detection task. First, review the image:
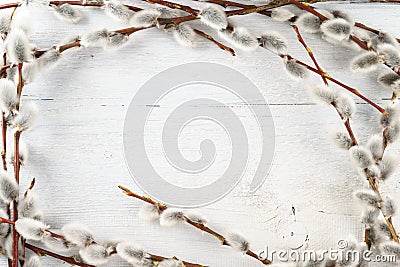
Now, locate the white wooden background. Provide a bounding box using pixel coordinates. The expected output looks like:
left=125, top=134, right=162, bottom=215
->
left=1, top=1, right=400, bottom=266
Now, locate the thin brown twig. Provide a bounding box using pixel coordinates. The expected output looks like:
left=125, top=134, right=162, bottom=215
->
left=288, top=0, right=400, bottom=76
left=292, top=24, right=359, bottom=146
left=12, top=130, right=20, bottom=267
left=290, top=24, right=398, bottom=245
left=205, top=0, right=400, bottom=43
left=193, top=29, right=236, bottom=56
left=25, top=243, right=96, bottom=267
left=1, top=112, right=7, bottom=171
left=118, top=186, right=272, bottom=265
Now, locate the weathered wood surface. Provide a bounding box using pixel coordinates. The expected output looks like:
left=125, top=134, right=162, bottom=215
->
left=0, top=1, right=399, bottom=266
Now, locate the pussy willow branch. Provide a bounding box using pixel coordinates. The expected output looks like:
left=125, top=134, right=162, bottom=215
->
left=6, top=4, right=384, bottom=114
left=0, top=1, right=235, bottom=56
left=24, top=243, right=96, bottom=267
left=292, top=25, right=380, bottom=246
left=12, top=130, right=21, bottom=267
left=1, top=112, right=7, bottom=171
left=292, top=24, right=359, bottom=146
left=204, top=0, right=400, bottom=43
left=0, top=3, right=387, bottom=112
left=118, top=186, right=272, bottom=265
left=12, top=59, right=26, bottom=267
left=291, top=24, right=398, bottom=245
left=288, top=0, right=400, bottom=76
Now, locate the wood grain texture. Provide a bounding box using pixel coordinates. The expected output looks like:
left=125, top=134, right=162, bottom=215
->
left=0, top=1, right=399, bottom=266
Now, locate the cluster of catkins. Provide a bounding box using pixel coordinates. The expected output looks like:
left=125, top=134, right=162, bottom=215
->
left=139, top=203, right=253, bottom=254
left=15, top=217, right=190, bottom=266
left=273, top=6, right=400, bottom=93
left=308, top=52, right=400, bottom=265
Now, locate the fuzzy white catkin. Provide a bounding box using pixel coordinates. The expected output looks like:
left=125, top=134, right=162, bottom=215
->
left=378, top=44, right=400, bottom=68
left=61, top=223, right=94, bottom=247
left=378, top=154, right=397, bottom=180
left=81, top=29, right=109, bottom=48
left=0, top=209, right=10, bottom=236
left=377, top=221, right=392, bottom=238
left=21, top=0, right=50, bottom=7
left=379, top=242, right=400, bottom=258
left=385, top=123, right=400, bottom=144
left=332, top=132, right=354, bottom=150
left=36, top=47, right=61, bottom=71
left=361, top=208, right=379, bottom=226
left=23, top=255, right=42, bottom=267
left=104, top=1, right=133, bottom=23
left=331, top=10, right=354, bottom=25
left=105, top=32, right=129, bottom=49
left=0, top=171, right=18, bottom=203
left=5, top=29, right=31, bottom=63
left=353, top=189, right=381, bottom=208
left=381, top=197, right=396, bottom=217
left=367, top=135, right=383, bottom=160
left=138, top=203, right=161, bottom=221
left=198, top=4, right=228, bottom=30
left=173, top=24, right=196, bottom=47
left=18, top=190, right=38, bottom=218
left=43, top=235, right=70, bottom=252
left=53, top=4, right=83, bottom=23
left=271, top=8, right=294, bottom=22
left=13, top=141, right=29, bottom=164
left=349, top=146, right=373, bottom=168
left=80, top=244, right=110, bottom=265
left=22, top=62, right=39, bottom=84
left=158, top=259, right=182, bottom=267
left=159, top=208, right=185, bottom=227
left=378, top=72, right=400, bottom=93
left=295, top=10, right=334, bottom=34
left=12, top=102, right=39, bottom=132
left=283, top=58, right=309, bottom=80
left=11, top=8, right=33, bottom=36
left=15, top=218, right=49, bottom=240
left=350, top=51, right=382, bottom=73
left=335, top=93, right=355, bottom=119
left=0, top=78, right=18, bottom=111
left=218, top=26, right=257, bottom=52
left=184, top=212, right=208, bottom=225
left=371, top=32, right=398, bottom=50
left=130, top=9, right=161, bottom=28
left=225, top=232, right=250, bottom=252
left=320, top=18, right=352, bottom=41
left=227, top=27, right=258, bottom=52
left=309, top=85, right=337, bottom=105
left=0, top=15, right=10, bottom=34
left=259, top=31, right=288, bottom=55
left=380, top=103, right=399, bottom=127
left=157, top=6, right=183, bottom=19
left=116, top=241, right=149, bottom=264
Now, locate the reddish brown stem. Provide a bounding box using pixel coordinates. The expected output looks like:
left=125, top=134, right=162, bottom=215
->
left=1, top=112, right=7, bottom=171
left=288, top=0, right=400, bottom=75
left=292, top=25, right=328, bottom=85
left=0, top=217, right=15, bottom=225
left=367, top=175, right=399, bottom=242
left=16, top=63, right=23, bottom=111
left=193, top=29, right=236, bottom=56
left=25, top=243, right=96, bottom=267
left=12, top=131, right=20, bottom=267
left=344, top=119, right=358, bottom=146
left=279, top=54, right=386, bottom=114
left=119, top=186, right=272, bottom=265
